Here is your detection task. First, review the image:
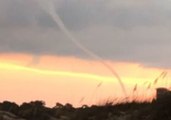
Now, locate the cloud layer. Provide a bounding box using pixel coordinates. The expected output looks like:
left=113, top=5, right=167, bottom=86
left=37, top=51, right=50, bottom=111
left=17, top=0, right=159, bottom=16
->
left=1, top=0, right=171, bottom=68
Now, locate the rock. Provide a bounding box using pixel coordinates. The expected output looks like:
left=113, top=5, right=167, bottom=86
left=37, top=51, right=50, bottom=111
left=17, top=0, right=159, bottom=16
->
left=60, top=115, right=70, bottom=120
left=0, top=111, right=25, bottom=120
left=48, top=116, right=60, bottom=120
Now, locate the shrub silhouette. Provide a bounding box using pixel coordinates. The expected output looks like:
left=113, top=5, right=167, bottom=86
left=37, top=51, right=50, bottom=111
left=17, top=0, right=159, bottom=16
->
left=0, top=101, right=19, bottom=115
left=0, top=88, right=171, bottom=120
left=18, top=100, right=50, bottom=120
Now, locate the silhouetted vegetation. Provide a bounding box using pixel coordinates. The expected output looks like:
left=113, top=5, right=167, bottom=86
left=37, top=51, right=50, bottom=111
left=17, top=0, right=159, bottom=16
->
left=0, top=88, right=171, bottom=120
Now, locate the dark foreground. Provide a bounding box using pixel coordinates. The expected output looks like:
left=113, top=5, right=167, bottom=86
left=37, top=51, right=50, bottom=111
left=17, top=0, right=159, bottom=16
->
left=0, top=88, right=171, bottom=120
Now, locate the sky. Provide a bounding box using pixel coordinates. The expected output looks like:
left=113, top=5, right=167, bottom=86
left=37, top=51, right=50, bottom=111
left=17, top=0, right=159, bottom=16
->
left=0, top=0, right=171, bottom=107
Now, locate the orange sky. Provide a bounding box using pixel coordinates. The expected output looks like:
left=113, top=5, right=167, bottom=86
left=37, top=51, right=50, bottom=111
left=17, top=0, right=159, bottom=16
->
left=0, top=53, right=170, bottom=107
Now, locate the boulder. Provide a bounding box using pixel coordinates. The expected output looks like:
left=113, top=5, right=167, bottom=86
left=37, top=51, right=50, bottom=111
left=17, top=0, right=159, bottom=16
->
left=0, top=111, right=25, bottom=120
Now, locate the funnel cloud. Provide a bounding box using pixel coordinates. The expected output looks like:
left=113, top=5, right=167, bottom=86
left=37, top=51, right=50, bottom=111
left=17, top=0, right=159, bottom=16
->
left=37, top=0, right=127, bottom=96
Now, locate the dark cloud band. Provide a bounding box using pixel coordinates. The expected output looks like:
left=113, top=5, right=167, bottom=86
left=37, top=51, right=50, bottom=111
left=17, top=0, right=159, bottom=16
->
left=0, top=0, right=171, bottom=68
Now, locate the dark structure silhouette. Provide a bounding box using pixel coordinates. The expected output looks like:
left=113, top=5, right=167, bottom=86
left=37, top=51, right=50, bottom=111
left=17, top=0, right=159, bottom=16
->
left=156, top=87, right=171, bottom=100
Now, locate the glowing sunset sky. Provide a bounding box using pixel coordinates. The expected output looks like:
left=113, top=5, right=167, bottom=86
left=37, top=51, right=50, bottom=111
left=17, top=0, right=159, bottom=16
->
left=0, top=0, right=171, bottom=107
left=0, top=54, right=170, bottom=107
